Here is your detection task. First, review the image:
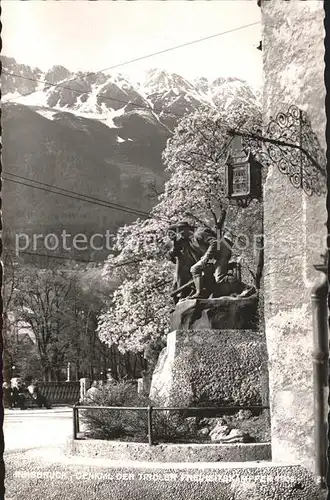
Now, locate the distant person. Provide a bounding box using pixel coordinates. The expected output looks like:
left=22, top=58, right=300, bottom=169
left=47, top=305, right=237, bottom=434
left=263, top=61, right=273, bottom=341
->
left=3, top=382, right=13, bottom=408
left=27, top=380, right=51, bottom=409
left=105, top=370, right=116, bottom=385
left=10, top=378, right=26, bottom=410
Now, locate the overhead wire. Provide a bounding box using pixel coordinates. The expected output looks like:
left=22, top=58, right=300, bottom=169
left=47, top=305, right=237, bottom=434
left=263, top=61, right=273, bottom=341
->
left=2, top=172, right=170, bottom=223
left=17, top=251, right=149, bottom=267
left=3, top=171, right=151, bottom=218
left=18, top=250, right=98, bottom=264
left=90, top=21, right=261, bottom=74
left=2, top=176, right=151, bottom=219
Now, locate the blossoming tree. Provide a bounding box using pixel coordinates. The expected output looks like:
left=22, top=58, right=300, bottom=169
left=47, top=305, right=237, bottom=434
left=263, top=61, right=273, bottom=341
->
left=98, top=102, right=263, bottom=365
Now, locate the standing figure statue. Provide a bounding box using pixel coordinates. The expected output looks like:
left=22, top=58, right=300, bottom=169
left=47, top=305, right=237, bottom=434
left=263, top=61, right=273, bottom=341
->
left=167, top=221, right=234, bottom=302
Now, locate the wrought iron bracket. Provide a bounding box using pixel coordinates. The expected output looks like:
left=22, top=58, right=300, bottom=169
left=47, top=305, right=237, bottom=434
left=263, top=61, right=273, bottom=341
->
left=229, top=105, right=327, bottom=197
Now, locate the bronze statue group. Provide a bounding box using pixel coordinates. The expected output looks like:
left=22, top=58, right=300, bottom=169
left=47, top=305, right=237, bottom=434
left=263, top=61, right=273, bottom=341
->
left=167, top=221, right=255, bottom=305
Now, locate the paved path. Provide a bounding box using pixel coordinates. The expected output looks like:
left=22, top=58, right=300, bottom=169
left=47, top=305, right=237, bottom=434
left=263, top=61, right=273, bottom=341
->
left=3, top=408, right=324, bottom=500
left=4, top=448, right=323, bottom=500
left=4, top=407, right=73, bottom=452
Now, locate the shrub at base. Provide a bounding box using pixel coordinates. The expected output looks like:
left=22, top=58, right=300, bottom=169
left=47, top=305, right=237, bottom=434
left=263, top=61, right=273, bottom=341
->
left=82, top=381, right=149, bottom=441
left=81, top=381, right=200, bottom=443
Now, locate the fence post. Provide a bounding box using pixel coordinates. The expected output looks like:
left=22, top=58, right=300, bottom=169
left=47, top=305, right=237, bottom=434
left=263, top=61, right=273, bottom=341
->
left=147, top=405, right=153, bottom=445
left=76, top=406, right=80, bottom=434
left=73, top=406, right=77, bottom=440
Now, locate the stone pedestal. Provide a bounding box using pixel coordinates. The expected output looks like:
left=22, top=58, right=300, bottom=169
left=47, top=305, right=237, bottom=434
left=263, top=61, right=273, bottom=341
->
left=149, top=329, right=269, bottom=408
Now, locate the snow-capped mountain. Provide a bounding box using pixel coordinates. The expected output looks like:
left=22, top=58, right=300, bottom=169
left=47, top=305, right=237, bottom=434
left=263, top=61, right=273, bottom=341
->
left=2, top=56, right=259, bottom=131
left=2, top=56, right=259, bottom=260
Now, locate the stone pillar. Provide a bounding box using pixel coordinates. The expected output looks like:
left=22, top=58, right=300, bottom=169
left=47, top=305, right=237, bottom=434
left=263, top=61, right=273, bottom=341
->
left=261, top=0, right=327, bottom=474
left=79, top=378, right=91, bottom=402
left=66, top=362, right=71, bottom=382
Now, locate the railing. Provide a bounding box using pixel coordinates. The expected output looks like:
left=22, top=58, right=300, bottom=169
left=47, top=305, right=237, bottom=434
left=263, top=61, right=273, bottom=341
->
left=72, top=404, right=270, bottom=444
left=39, top=382, right=80, bottom=405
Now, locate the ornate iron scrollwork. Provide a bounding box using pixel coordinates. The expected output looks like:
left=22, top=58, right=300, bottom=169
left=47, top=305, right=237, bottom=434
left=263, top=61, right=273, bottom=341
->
left=231, top=105, right=327, bottom=197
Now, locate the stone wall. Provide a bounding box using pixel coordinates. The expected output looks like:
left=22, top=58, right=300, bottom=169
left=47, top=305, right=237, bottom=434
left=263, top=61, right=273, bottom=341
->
left=261, top=0, right=327, bottom=473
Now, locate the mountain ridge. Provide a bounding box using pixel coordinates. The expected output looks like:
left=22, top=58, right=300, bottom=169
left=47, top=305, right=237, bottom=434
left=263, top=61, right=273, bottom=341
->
left=2, top=56, right=259, bottom=128
left=2, top=56, right=259, bottom=261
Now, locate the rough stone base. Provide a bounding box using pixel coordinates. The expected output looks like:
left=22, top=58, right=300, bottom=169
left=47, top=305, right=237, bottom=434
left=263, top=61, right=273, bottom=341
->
left=149, top=329, right=269, bottom=407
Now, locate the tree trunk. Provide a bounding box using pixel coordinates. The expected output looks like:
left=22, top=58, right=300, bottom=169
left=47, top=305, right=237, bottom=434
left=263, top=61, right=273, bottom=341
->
left=125, top=352, right=134, bottom=379
left=111, top=344, right=119, bottom=379
left=55, top=369, right=62, bottom=382
left=255, top=247, right=264, bottom=290
left=43, top=366, right=51, bottom=382
left=132, top=355, right=138, bottom=379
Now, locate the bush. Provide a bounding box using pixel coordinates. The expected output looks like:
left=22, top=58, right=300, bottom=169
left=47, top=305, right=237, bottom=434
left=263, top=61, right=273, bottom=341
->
left=152, top=412, right=198, bottom=443
left=82, top=380, right=150, bottom=441
left=82, top=381, right=199, bottom=443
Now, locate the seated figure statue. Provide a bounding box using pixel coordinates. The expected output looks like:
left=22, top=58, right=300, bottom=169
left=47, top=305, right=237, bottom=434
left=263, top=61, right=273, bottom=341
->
left=167, top=221, right=255, bottom=303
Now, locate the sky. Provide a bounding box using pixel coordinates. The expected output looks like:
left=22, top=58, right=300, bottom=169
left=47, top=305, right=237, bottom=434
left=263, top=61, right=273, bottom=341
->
left=2, top=1, right=262, bottom=88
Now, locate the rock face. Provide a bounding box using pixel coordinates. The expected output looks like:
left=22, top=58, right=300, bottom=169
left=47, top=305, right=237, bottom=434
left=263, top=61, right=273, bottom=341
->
left=149, top=329, right=269, bottom=408
left=171, top=295, right=258, bottom=331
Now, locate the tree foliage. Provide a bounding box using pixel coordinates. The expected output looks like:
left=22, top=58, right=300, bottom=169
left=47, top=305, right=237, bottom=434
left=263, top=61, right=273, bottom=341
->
left=3, top=253, right=144, bottom=381
left=2, top=249, right=40, bottom=380
left=12, top=265, right=80, bottom=380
